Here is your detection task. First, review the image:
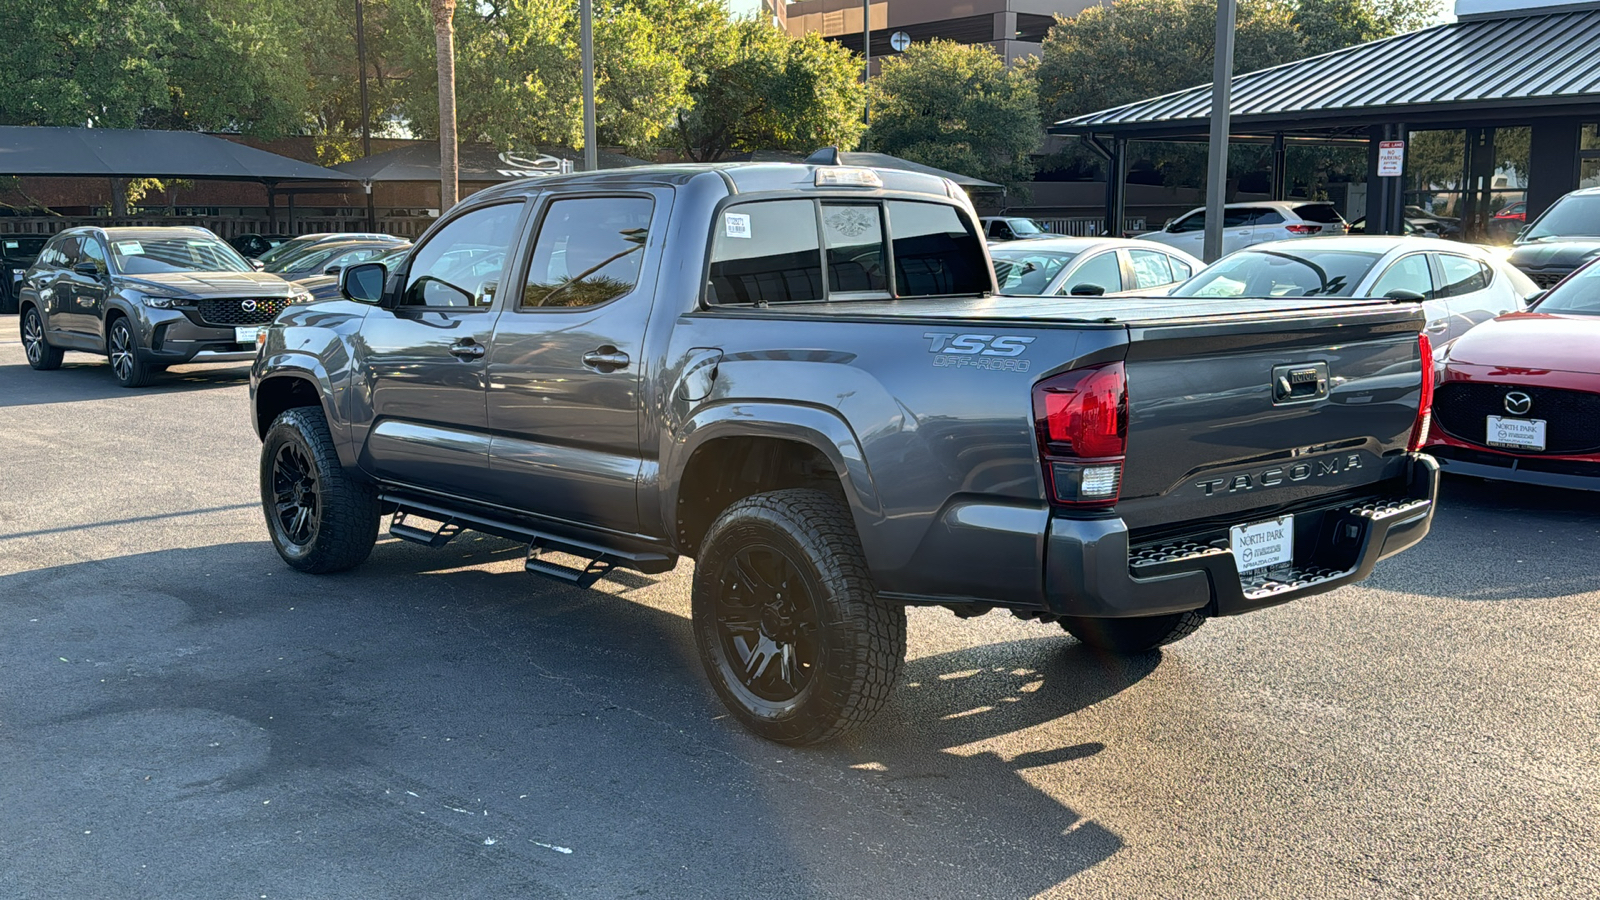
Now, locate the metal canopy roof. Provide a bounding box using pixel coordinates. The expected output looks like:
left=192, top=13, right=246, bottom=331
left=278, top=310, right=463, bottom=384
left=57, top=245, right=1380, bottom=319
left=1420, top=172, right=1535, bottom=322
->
left=1051, top=7, right=1600, bottom=139
left=331, top=142, right=647, bottom=183
left=0, top=126, right=351, bottom=181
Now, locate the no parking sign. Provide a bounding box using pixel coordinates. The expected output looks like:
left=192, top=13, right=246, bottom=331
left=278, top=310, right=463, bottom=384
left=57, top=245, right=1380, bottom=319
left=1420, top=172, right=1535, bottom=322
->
left=1378, top=140, right=1405, bottom=176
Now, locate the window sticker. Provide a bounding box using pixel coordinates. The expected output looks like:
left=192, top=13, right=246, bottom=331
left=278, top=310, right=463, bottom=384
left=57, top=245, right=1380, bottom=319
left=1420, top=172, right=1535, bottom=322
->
left=114, top=241, right=144, bottom=255
left=724, top=212, right=751, bottom=239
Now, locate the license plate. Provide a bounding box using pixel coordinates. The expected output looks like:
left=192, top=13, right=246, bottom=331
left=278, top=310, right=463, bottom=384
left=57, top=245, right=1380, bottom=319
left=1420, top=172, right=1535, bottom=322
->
left=1486, top=415, right=1546, bottom=451
left=235, top=326, right=262, bottom=344
left=1230, top=515, right=1294, bottom=573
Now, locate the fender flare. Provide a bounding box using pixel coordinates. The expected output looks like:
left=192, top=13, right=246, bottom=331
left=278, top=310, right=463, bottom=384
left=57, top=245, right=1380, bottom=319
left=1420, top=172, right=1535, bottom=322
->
left=253, top=353, right=354, bottom=467
left=663, top=401, right=885, bottom=545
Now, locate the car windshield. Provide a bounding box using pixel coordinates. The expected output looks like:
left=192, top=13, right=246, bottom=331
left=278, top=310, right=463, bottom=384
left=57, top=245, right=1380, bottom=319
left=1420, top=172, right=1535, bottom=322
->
left=256, top=236, right=321, bottom=265
left=1535, top=262, right=1600, bottom=315
left=1007, top=218, right=1044, bottom=236
left=3, top=236, right=48, bottom=257
left=991, top=249, right=1078, bottom=294
left=108, top=236, right=252, bottom=275
left=1171, top=248, right=1384, bottom=298
left=1524, top=195, right=1600, bottom=240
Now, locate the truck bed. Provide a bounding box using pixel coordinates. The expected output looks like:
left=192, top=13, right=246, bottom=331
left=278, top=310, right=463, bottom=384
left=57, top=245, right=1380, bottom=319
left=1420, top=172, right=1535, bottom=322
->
left=708, top=294, right=1412, bottom=326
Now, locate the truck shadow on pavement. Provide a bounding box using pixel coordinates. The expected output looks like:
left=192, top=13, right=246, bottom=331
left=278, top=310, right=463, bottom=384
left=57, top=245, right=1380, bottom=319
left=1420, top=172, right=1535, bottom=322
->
left=0, top=359, right=251, bottom=407
left=1364, top=474, right=1600, bottom=602
left=3, top=535, right=1148, bottom=899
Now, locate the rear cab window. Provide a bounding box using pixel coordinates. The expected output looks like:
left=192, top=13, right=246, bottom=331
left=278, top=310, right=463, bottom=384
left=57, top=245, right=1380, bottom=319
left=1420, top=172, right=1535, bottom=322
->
left=706, top=196, right=988, bottom=306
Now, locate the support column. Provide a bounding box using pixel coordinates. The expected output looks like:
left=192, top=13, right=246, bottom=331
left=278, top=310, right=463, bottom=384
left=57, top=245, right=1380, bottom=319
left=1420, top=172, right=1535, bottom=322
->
left=266, top=182, right=278, bottom=233
left=1389, top=122, right=1409, bottom=236
left=1528, top=119, right=1580, bottom=221
left=1270, top=133, right=1287, bottom=201
left=1103, top=138, right=1128, bottom=237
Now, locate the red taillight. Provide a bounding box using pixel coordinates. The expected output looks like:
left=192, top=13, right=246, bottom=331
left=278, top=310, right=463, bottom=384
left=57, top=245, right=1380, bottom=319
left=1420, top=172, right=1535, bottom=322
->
left=1285, top=224, right=1322, bottom=235
left=1033, top=362, right=1127, bottom=508
left=1409, top=333, right=1434, bottom=451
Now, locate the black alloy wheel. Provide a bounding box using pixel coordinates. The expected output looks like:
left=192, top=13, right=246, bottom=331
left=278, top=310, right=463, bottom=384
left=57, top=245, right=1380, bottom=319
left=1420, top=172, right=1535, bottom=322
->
left=692, top=489, right=905, bottom=745
left=258, top=406, right=379, bottom=573
left=21, top=307, right=63, bottom=370
left=107, top=317, right=154, bottom=387
left=711, top=543, right=823, bottom=707
left=271, top=441, right=321, bottom=547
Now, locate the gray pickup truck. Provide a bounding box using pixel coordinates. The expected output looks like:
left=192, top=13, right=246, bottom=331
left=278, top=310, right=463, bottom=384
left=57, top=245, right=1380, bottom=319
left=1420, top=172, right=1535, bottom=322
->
left=250, top=162, right=1439, bottom=745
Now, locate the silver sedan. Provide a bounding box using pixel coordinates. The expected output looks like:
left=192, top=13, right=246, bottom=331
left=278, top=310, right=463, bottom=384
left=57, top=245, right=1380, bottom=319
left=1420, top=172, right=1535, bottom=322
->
left=1171, top=236, right=1543, bottom=350
left=991, top=237, right=1203, bottom=297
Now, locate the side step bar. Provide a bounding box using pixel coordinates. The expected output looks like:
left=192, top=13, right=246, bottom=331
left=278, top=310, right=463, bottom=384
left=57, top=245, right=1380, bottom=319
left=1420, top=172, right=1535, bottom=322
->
left=379, top=494, right=677, bottom=586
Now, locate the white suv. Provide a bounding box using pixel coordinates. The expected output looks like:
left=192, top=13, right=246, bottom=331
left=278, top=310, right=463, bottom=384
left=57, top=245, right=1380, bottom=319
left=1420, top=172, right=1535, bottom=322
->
left=1139, top=201, right=1348, bottom=259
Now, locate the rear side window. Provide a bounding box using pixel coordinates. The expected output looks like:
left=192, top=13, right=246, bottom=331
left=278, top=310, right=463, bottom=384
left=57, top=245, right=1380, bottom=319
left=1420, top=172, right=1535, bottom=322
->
left=523, top=196, right=654, bottom=308
left=1222, top=209, right=1255, bottom=228
left=886, top=201, right=988, bottom=297
left=1250, top=209, right=1285, bottom=225
left=822, top=203, right=888, bottom=294
left=707, top=200, right=823, bottom=305
left=1127, top=249, right=1173, bottom=289
left=1294, top=204, right=1347, bottom=225
left=1437, top=254, right=1491, bottom=296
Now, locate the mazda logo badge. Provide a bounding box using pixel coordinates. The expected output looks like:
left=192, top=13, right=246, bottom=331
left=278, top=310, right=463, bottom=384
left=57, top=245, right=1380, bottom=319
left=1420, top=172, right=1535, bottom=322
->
left=1504, top=391, right=1533, bottom=415
left=241, top=299, right=258, bottom=312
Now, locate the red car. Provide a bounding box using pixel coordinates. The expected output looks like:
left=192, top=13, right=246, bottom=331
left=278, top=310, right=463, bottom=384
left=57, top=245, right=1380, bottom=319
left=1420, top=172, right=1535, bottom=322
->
left=1427, top=260, right=1600, bottom=489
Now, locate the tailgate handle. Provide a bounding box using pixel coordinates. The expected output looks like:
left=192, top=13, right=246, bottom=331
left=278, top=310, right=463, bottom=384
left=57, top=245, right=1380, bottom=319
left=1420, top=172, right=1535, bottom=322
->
left=1272, top=362, right=1329, bottom=404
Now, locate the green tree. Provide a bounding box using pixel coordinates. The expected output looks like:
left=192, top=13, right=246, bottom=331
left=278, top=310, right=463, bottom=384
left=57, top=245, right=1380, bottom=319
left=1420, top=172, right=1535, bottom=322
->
left=867, top=40, right=1041, bottom=191
left=674, top=20, right=866, bottom=162
left=0, top=0, right=301, bottom=133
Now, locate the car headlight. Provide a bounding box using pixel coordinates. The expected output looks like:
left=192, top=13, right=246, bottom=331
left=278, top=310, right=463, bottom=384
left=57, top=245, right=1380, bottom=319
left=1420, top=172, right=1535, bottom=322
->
left=131, top=289, right=187, bottom=309
left=289, top=288, right=315, bottom=304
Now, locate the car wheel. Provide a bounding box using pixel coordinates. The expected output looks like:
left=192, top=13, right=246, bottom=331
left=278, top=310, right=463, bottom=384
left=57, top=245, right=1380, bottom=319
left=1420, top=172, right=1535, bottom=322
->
left=692, top=489, right=905, bottom=746
left=260, top=406, right=379, bottom=574
left=107, top=316, right=155, bottom=387
left=1058, top=611, right=1206, bottom=655
left=20, top=306, right=64, bottom=370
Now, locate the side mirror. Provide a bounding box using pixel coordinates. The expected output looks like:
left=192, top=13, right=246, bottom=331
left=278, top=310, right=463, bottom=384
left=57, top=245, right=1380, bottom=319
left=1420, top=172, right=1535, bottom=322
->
left=249, top=259, right=265, bottom=271
left=340, top=262, right=387, bottom=305
left=324, top=264, right=342, bottom=276
left=1384, top=288, right=1427, bottom=301
left=1516, top=225, right=1530, bottom=241
left=73, top=261, right=102, bottom=278
left=1525, top=290, right=1546, bottom=306
left=1069, top=283, right=1106, bottom=297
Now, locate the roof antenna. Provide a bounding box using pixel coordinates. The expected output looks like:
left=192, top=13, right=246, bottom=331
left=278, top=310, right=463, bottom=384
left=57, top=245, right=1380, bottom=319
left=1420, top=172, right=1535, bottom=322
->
left=804, top=147, right=841, bottom=166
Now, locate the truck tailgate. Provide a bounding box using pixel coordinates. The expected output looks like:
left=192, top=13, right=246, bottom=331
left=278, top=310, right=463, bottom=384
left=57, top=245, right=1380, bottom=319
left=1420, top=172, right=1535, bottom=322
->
left=1115, top=304, right=1425, bottom=535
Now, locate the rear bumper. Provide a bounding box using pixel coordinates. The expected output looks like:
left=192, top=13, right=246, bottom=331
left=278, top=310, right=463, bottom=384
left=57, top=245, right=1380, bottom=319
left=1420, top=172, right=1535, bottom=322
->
left=1041, top=453, right=1439, bottom=618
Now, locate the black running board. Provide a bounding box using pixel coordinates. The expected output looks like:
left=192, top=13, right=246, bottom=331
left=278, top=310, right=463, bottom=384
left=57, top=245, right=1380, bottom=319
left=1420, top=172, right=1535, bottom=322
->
left=378, top=493, right=677, bottom=585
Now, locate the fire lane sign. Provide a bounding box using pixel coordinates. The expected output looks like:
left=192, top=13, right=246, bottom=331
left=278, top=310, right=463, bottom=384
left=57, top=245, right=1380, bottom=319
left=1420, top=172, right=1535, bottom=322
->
left=1378, top=140, right=1405, bottom=177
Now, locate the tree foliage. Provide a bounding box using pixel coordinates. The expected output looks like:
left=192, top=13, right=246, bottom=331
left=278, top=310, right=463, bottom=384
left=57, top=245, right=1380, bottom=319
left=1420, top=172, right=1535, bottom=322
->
left=0, top=0, right=302, bottom=133
left=867, top=40, right=1041, bottom=192
left=675, top=20, right=866, bottom=162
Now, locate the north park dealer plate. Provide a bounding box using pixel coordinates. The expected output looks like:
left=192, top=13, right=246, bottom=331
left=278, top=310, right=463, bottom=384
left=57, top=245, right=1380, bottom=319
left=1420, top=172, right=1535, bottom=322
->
left=1230, top=514, right=1294, bottom=573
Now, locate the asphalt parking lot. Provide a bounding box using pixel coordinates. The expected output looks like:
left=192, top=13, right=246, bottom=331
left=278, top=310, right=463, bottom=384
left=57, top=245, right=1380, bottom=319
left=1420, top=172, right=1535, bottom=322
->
left=3, top=336, right=1598, bottom=900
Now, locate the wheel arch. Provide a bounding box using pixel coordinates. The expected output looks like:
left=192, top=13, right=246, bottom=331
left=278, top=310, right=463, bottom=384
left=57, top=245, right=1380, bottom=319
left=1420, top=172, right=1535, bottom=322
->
left=664, top=403, right=884, bottom=558
left=254, top=370, right=330, bottom=440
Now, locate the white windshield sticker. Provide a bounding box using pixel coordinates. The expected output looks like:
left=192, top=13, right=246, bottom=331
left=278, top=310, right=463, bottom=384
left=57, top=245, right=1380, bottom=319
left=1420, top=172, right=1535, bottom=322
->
left=114, top=241, right=144, bottom=255
left=724, top=212, right=751, bottom=239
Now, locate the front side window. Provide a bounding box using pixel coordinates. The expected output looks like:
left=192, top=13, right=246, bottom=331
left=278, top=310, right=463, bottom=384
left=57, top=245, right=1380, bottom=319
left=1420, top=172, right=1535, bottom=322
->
left=1127, top=249, right=1174, bottom=289
left=822, top=203, right=888, bottom=294
left=886, top=201, right=988, bottom=297
left=1437, top=254, right=1490, bottom=296
left=522, top=197, right=654, bottom=308
left=707, top=199, right=822, bottom=306
left=1169, top=212, right=1203, bottom=233
left=992, top=249, right=1076, bottom=294
left=1370, top=254, right=1435, bottom=299
left=402, top=202, right=523, bottom=309
left=78, top=237, right=108, bottom=274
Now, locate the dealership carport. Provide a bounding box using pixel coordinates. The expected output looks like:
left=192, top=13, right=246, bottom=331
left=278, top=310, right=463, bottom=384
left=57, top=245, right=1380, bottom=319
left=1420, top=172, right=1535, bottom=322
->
left=0, top=126, right=351, bottom=232
left=1050, top=1, right=1600, bottom=240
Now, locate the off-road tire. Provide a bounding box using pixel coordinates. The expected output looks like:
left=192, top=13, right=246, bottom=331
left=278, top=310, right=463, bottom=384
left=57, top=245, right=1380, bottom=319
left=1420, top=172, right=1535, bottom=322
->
left=260, top=406, right=379, bottom=574
left=20, top=306, right=63, bottom=370
left=1059, top=610, right=1206, bottom=655
left=107, top=316, right=156, bottom=387
left=692, top=489, right=905, bottom=746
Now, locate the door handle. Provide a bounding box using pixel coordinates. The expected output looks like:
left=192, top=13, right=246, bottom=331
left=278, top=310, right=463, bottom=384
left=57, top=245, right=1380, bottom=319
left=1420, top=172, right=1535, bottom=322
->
left=448, top=339, right=485, bottom=360
left=582, top=347, right=630, bottom=371
left=1425, top=319, right=1449, bottom=333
